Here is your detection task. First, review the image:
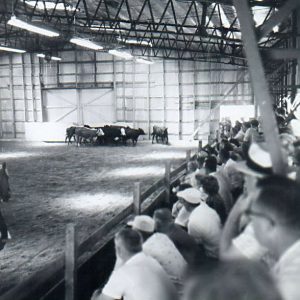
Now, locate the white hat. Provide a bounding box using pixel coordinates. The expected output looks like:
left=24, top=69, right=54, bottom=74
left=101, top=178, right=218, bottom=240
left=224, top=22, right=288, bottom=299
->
left=176, top=187, right=203, bottom=204
left=234, top=143, right=273, bottom=178
left=127, top=215, right=155, bottom=233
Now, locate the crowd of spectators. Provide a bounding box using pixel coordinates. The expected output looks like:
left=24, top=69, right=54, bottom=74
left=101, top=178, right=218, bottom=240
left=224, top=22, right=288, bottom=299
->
left=91, top=111, right=300, bottom=300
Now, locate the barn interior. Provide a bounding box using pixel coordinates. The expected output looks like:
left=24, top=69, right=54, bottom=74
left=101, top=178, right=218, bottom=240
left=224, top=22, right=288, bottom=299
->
left=0, top=0, right=300, bottom=299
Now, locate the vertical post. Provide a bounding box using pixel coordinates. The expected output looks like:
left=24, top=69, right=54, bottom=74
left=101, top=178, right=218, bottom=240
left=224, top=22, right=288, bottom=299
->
left=178, top=60, right=183, bottom=140
left=147, top=65, right=151, bottom=139
left=296, top=7, right=300, bottom=95
left=133, top=61, right=136, bottom=128
left=9, top=54, right=16, bottom=138
left=122, top=60, right=126, bottom=122
left=21, top=54, right=28, bottom=123
left=30, top=53, right=37, bottom=122
left=234, top=0, right=287, bottom=175
left=198, top=140, right=202, bottom=153
left=65, top=223, right=77, bottom=300
left=162, top=60, right=166, bottom=128
left=133, top=182, right=141, bottom=215
left=186, top=150, right=191, bottom=170
left=113, top=56, right=117, bottom=123
left=165, top=161, right=171, bottom=206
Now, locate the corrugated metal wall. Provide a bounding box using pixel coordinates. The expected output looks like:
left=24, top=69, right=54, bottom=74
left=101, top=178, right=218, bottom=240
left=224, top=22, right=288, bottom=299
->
left=0, top=50, right=252, bottom=140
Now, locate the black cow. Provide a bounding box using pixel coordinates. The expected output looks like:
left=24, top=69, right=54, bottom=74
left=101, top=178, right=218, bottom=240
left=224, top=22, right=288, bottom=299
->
left=65, top=126, right=77, bottom=145
left=75, top=127, right=104, bottom=146
left=124, top=127, right=145, bottom=145
left=0, top=162, right=10, bottom=251
left=151, top=126, right=168, bottom=144
left=98, top=125, right=125, bottom=144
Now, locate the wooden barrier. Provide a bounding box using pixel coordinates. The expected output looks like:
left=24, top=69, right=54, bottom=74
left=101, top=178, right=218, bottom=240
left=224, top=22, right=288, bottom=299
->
left=1, top=156, right=192, bottom=300
left=133, top=182, right=141, bottom=215
left=164, top=161, right=171, bottom=206
left=65, top=224, right=77, bottom=300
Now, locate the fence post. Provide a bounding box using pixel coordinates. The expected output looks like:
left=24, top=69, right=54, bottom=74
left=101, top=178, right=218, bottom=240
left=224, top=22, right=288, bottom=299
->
left=133, top=182, right=141, bottom=215
left=186, top=150, right=191, bottom=170
left=165, top=161, right=171, bottom=206
left=198, top=140, right=202, bottom=153
left=65, top=223, right=77, bottom=300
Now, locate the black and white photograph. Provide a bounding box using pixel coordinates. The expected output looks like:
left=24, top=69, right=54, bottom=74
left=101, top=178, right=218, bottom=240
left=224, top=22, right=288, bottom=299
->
left=0, top=1, right=300, bottom=300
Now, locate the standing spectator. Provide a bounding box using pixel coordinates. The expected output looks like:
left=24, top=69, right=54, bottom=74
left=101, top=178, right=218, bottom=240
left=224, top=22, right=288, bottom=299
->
left=91, top=228, right=177, bottom=300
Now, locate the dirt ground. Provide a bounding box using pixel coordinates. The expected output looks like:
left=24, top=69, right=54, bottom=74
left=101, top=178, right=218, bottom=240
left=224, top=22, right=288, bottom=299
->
left=0, top=140, right=196, bottom=296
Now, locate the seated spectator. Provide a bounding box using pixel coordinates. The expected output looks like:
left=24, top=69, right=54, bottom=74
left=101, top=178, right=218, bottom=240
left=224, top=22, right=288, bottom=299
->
left=200, top=176, right=227, bottom=225
left=181, top=160, right=199, bottom=186
left=171, top=183, right=192, bottom=217
left=247, top=176, right=300, bottom=300
left=201, top=156, right=233, bottom=214
left=91, top=228, right=177, bottom=300
left=153, top=208, right=200, bottom=265
left=128, top=214, right=187, bottom=292
left=183, top=260, right=282, bottom=300
left=187, top=193, right=222, bottom=259
left=174, top=188, right=203, bottom=228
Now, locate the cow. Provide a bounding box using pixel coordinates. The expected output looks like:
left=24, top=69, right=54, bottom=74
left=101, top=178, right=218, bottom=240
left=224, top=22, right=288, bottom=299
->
left=124, top=127, right=145, bottom=145
left=75, top=127, right=104, bottom=146
left=151, top=126, right=168, bottom=144
left=0, top=162, right=10, bottom=251
left=98, top=125, right=126, bottom=145
left=65, top=126, right=77, bottom=145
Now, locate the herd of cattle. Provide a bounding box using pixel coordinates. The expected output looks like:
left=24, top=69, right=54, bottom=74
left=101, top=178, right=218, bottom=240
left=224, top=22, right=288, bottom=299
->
left=65, top=125, right=169, bottom=146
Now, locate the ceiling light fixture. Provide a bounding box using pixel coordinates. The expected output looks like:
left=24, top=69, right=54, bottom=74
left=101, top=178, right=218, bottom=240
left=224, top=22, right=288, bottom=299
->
left=136, top=58, right=154, bottom=65
left=90, top=25, right=126, bottom=34
left=70, top=37, right=103, bottom=50
left=25, top=1, right=79, bottom=12
left=0, top=45, right=26, bottom=53
left=117, top=37, right=153, bottom=47
left=37, top=53, right=61, bottom=61
left=7, top=16, right=59, bottom=37
left=108, top=49, right=133, bottom=60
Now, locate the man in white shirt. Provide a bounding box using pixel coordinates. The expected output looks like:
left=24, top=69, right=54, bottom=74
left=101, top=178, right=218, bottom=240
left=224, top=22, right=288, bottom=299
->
left=187, top=200, right=222, bottom=258
left=92, top=228, right=177, bottom=300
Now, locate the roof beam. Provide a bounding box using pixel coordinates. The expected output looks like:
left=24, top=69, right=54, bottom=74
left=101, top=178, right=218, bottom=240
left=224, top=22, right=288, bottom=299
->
left=262, top=48, right=300, bottom=60
left=257, top=0, right=300, bottom=40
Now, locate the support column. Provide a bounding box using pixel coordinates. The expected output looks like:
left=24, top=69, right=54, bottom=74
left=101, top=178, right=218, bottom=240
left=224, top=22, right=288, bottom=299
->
left=9, top=54, right=16, bottom=138
left=162, top=60, right=166, bottom=127
left=178, top=60, right=183, bottom=140
left=21, top=54, right=28, bottom=123
left=113, top=56, right=117, bottom=123
left=147, top=65, right=151, bottom=139
left=30, top=54, right=37, bottom=122
left=234, top=0, right=287, bottom=175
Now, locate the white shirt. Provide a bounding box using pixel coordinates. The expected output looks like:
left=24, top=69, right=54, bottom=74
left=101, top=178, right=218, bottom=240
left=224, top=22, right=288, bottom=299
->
left=188, top=202, right=221, bottom=257
left=175, top=206, right=191, bottom=228
left=102, top=252, right=176, bottom=300
left=272, top=240, right=300, bottom=300
left=143, top=233, right=187, bottom=291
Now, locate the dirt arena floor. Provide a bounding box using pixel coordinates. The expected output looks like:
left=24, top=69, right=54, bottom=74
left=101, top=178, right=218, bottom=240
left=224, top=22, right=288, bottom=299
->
left=0, top=139, right=196, bottom=295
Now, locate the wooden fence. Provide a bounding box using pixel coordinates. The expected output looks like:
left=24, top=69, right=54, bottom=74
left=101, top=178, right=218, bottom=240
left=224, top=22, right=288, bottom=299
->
left=1, top=149, right=194, bottom=300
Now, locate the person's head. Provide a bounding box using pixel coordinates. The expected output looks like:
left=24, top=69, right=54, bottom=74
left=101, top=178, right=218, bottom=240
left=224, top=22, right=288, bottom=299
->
left=127, top=215, right=155, bottom=241
left=250, top=119, right=259, bottom=129
left=242, top=121, right=251, bottom=132
left=153, top=208, right=174, bottom=232
left=114, top=228, right=142, bottom=261
left=183, top=260, right=282, bottom=300
left=246, top=176, right=300, bottom=257
left=177, top=187, right=203, bottom=212
left=204, top=156, right=217, bottom=174
left=187, top=160, right=198, bottom=173
left=200, top=176, right=219, bottom=197
left=218, top=148, right=230, bottom=164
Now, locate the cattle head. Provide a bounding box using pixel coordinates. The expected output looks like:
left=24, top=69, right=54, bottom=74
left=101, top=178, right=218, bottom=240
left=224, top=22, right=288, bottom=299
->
left=0, top=162, right=10, bottom=202
left=138, top=128, right=146, bottom=135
